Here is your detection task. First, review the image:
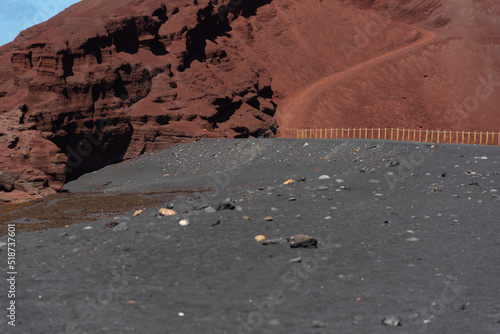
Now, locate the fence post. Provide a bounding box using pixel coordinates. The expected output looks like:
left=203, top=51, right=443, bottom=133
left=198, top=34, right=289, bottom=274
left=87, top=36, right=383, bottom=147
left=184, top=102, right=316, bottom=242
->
left=443, top=130, right=446, bottom=143
left=425, top=130, right=428, bottom=143
left=378, top=128, right=381, bottom=139
left=419, top=129, right=422, bottom=142
left=486, top=132, right=489, bottom=145
left=347, top=128, right=350, bottom=138
left=431, top=130, right=434, bottom=143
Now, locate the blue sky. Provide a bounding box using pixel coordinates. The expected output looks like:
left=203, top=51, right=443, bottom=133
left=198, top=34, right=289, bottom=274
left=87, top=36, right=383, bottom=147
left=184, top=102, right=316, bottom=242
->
left=0, top=0, right=81, bottom=46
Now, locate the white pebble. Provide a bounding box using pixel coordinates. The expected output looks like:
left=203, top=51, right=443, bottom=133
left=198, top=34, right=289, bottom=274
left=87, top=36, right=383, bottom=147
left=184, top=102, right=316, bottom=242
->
left=319, top=175, right=330, bottom=180
left=83, top=226, right=93, bottom=230
left=335, top=179, right=344, bottom=183
left=179, top=219, right=190, bottom=226
left=407, top=237, right=420, bottom=242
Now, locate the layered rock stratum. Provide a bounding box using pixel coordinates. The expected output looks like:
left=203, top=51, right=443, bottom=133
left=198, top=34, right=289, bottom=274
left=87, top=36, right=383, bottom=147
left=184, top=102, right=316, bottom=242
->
left=0, top=0, right=499, bottom=202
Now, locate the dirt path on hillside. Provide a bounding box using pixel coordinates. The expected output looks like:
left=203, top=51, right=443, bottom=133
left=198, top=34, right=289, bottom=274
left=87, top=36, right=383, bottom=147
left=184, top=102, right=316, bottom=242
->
left=277, top=24, right=437, bottom=133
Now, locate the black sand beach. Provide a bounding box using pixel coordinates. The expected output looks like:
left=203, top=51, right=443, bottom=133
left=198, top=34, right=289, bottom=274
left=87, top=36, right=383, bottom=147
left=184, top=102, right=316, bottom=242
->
left=1, top=138, right=499, bottom=333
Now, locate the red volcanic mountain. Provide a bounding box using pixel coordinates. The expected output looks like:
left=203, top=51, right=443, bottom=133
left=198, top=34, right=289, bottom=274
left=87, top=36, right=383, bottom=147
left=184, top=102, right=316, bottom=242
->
left=0, top=0, right=499, bottom=202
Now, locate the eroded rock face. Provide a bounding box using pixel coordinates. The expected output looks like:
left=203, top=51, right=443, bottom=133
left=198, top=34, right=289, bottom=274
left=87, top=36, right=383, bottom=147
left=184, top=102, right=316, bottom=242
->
left=0, top=0, right=278, bottom=202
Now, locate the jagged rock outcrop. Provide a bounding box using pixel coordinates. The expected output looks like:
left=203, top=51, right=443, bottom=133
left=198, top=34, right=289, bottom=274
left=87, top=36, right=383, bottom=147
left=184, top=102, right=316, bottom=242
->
left=0, top=0, right=278, bottom=202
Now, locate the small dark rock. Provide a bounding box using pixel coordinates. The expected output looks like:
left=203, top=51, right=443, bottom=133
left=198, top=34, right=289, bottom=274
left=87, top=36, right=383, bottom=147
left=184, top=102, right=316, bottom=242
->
left=316, top=186, right=329, bottom=191
left=104, top=222, right=120, bottom=229
left=192, top=203, right=209, bottom=210
left=290, top=234, right=318, bottom=248
left=217, top=199, right=235, bottom=211
left=386, top=158, right=400, bottom=167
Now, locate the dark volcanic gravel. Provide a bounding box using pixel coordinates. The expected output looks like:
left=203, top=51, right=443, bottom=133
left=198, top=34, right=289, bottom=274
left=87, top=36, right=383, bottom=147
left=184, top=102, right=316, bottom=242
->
left=1, top=138, right=499, bottom=333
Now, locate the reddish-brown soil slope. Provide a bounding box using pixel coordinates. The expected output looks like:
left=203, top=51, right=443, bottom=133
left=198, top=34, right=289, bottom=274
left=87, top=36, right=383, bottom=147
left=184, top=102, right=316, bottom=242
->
left=272, top=0, right=500, bottom=132
left=1, top=0, right=499, bottom=202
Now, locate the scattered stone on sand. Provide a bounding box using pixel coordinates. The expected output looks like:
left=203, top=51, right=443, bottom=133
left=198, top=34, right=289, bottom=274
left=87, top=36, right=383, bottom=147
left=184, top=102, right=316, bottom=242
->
left=179, top=219, right=190, bottom=226
left=319, top=175, right=330, bottom=180
left=133, top=210, right=143, bottom=216
left=289, top=257, right=302, bottom=263
left=283, top=179, right=294, bottom=185
left=382, top=316, right=402, bottom=326
left=204, top=207, right=216, bottom=213
left=113, top=222, right=129, bottom=232
left=242, top=216, right=251, bottom=220
left=192, top=203, right=209, bottom=210
left=316, top=186, right=329, bottom=191
left=288, top=197, right=297, bottom=201
left=271, top=207, right=279, bottom=211
left=58, top=232, right=69, bottom=237
left=407, top=237, right=420, bottom=242
left=83, top=226, right=93, bottom=230
left=290, top=234, right=318, bottom=248
left=254, top=235, right=266, bottom=242
left=217, top=198, right=235, bottom=211
left=159, top=208, right=178, bottom=216
left=263, top=216, right=274, bottom=221
left=104, top=222, right=120, bottom=229
left=335, top=179, right=344, bottom=183
left=312, top=320, right=325, bottom=328
left=262, top=237, right=288, bottom=245
left=166, top=203, right=175, bottom=209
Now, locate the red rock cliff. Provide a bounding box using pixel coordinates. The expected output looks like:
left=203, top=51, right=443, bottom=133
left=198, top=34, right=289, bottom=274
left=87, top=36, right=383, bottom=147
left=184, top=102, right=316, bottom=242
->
left=0, top=0, right=279, bottom=202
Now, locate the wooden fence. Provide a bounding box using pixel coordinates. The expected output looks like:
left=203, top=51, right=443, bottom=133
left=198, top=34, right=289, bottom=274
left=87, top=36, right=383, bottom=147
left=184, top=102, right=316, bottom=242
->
left=286, top=128, right=500, bottom=146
